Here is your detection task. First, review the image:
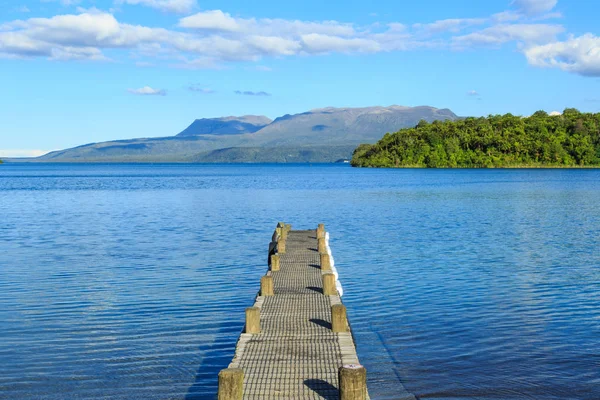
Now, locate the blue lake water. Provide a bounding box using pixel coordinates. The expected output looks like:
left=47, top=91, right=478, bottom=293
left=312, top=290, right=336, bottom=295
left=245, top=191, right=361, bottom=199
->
left=1, top=163, right=599, bottom=400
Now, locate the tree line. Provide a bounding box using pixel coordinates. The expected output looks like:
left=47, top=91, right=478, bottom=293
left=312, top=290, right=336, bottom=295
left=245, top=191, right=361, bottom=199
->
left=351, top=109, right=600, bottom=168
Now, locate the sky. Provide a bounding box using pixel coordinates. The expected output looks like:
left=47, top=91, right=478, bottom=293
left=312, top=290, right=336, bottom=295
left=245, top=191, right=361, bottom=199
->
left=1, top=0, right=600, bottom=156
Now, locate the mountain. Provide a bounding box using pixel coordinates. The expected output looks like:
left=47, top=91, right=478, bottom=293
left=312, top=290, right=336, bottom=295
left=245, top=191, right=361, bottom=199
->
left=29, top=105, right=458, bottom=163
left=177, top=115, right=272, bottom=136
left=191, top=145, right=357, bottom=163
left=244, top=106, right=457, bottom=147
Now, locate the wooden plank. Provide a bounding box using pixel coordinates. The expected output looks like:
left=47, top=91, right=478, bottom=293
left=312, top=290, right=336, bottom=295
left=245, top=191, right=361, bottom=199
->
left=221, top=227, right=370, bottom=399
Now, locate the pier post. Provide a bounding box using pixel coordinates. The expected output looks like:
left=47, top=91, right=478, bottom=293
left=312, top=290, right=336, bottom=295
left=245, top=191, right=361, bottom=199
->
left=278, top=239, right=286, bottom=254
left=339, top=364, right=367, bottom=400
left=322, top=272, right=337, bottom=295
left=275, top=227, right=282, bottom=240
left=218, top=368, right=244, bottom=400
left=285, top=224, right=292, bottom=232
left=331, top=304, right=348, bottom=332
left=261, top=275, right=274, bottom=296
left=320, top=253, right=331, bottom=271
left=245, top=307, right=261, bottom=334
left=317, top=223, right=325, bottom=238
left=318, top=237, right=327, bottom=254
left=270, top=254, right=280, bottom=271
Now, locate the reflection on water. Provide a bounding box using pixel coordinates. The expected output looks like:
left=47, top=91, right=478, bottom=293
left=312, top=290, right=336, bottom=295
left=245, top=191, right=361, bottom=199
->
left=1, top=164, right=599, bottom=399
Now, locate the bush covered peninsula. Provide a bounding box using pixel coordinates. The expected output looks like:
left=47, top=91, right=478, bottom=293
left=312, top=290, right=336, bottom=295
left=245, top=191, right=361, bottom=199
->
left=351, top=109, right=600, bottom=168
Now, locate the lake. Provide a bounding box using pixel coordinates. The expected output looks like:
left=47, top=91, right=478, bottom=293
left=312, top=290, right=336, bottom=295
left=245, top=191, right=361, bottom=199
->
left=1, top=163, right=599, bottom=400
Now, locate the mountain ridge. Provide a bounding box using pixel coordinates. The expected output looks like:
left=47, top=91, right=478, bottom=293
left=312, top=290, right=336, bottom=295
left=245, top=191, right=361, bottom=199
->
left=176, top=115, right=272, bottom=136
left=21, top=105, right=459, bottom=163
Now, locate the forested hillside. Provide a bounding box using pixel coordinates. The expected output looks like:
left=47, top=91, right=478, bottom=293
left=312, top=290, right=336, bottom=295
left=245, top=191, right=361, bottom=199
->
left=351, top=109, right=600, bottom=168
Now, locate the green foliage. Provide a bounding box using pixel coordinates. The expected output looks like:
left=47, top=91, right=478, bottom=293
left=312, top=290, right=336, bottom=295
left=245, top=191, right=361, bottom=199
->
left=351, top=109, right=600, bottom=168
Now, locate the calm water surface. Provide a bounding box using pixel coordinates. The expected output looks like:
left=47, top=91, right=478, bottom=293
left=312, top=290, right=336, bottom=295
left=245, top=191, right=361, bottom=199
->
left=1, top=164, right=599, bottom=400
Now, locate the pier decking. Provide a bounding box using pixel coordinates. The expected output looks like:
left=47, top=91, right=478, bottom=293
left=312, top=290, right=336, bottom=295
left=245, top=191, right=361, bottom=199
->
left=217, top=224, right=368, bottom=400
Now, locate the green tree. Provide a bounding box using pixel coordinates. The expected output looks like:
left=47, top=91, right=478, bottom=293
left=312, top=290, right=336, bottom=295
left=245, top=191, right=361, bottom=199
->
left=351, top=109, right=600, bottom=168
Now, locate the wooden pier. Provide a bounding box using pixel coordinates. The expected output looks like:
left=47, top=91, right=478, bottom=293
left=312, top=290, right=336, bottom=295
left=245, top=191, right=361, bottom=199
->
left=218, top=223, right=369, bottom=400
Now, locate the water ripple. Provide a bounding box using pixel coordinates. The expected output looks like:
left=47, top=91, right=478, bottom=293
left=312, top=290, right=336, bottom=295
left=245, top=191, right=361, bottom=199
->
left=1, top=164, right=599, bottom=399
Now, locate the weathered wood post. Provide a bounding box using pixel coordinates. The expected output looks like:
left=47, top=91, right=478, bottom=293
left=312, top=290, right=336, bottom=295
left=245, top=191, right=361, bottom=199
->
left=331, top=304, right=348, bottom=332
left=218, top=368, right=244, bottom=400
left=322, top=272, right=337, bottom=295
left=270, top=254, right=280, bottom=271
left=275, top=227, right=282, bottom=240
left=277, top=222, right=287, bottom=240
left=278, top=239, right=286, bottom=254
left=320, top=253, right=331, bottom=271
left=339, top=364, right=367, bottom=400
left=284, top=224, right=292, bottom=232
left=245, top=307, right=261, bottom=334
left=318, top=237, right=327, bottom=254
left=317, top=223, right=325, bottom=238
left=261, top=275, right=274, bottom=296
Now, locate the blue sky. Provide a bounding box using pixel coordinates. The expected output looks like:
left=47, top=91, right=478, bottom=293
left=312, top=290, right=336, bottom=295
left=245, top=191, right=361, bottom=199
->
left=1, top=0, right=599, bottom=156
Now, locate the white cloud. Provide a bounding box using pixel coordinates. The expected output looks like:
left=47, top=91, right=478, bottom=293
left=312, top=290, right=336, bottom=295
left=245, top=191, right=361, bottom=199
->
left=492, top=11, right=522, bottom=23
left=2, top=13, right=120, bottom=49
left=15, top=6, right=30, bottom=12
left=116, top=0, right=196, bottom=13
left=127, top=86, right=166, bottom=95
left=534, top=12, right=563, bottom=21
left=549, top=111, right=562, bottom=115
left=177, top=11, right=383, bottom=56
left=512, top=0, right=558, bottom=16
left=493, top=4, right=561, bottom=23
left=0, top=12, right=178, bottom=60
left=171, top=56, right=225, bottom=70
left=188, top=84, right=214, bottom=93
left=246, top=35, right=301, bottom=56
left=301, top=34, right=380, bottom=54
left=50, top=46, right=107, bottom=60
left=414, top=18, right=486, bottom=34
left=454, top=24, right=564, bottom=47
left=0, top=5, right=590, bottom=79
left=235, top=90, right=271, bottom=96
left=387, top=23, right=407, bottom=33
left=524, top=34, right=600, bottom=76
left=75, top=6, right=105, bottom=14
left=42, top=0, right=82, bottom=5
left=0, top=149, right=52, bottom=157
left=179, top=10, right=240, bottom=31
left=467, top=90, right=479, bottom=96
left=178, top=11, right=356, bottom=38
